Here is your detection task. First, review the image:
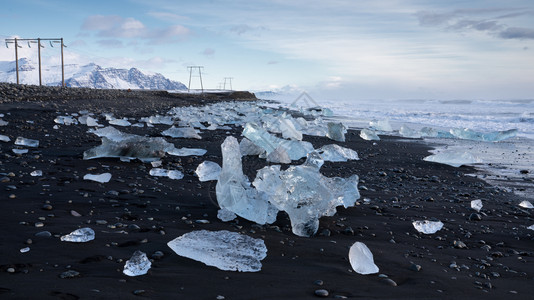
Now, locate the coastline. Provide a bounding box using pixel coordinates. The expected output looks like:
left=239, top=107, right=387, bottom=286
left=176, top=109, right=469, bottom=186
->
left=0, top=85, right=533, bottom=299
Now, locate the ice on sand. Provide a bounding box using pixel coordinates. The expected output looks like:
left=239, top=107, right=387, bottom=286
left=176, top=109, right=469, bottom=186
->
left=399, top=125, right=422, bottom=138
left=123, top=250, right=151, bottom=276
left=471, top=199, right=483, bottom=212
left=217, top=208, right=237, bottom=222
left=216, top=136, right=278, bottom=225
left=167, top=147, right=207, bottom=157
left=140, top=115, right=174, bottom=125
left=195, top=161, right=221, bottom=182
left=253, top=151, right=360, bottom=237
left=167, top=230, right=267, bottom=272
left=162, top=126, right=202, bottom=139
left=12, top=149, right=28, bottom=154
left=84, top=173, right=112, bottom=183
left=54, top=116, right=78, bottom=125
left=108, top=118, right=131, bottom=127
left=15, top=137, right=39, bottom=147
left=412, top=220, right=444, bottom=234
left=149, top=168, right=184, bottom=180
left=84, top=136, right=173, bottom=162
left=30, top=170, right=43, bottom=177
left=359, top=129, right=380, bottom=141
left=0, top=119, right=8, bottom=126
left=60, top=227, right=95, bottom=242
left=0, top=135, right=10, bottom=142
left=369, top=119, right=392, bottom=132
left=450, top=128, right=518, bottom=142
left=239, top=138, right=265, bottom=156
left=326, top=122, right=346, bottom=142
left=423, top=151, right=482, bottom=167
left=349, top=242, right=379, bottom=275
left=316, top=144, right=359, bottom=162
left=519, top=200, right=533, bottom=209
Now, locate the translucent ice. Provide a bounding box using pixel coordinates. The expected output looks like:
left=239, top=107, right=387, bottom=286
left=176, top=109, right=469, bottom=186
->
left=30, top=170, right=43, bottom=177
left=162, top=126, right=202, bottom=139
left=266, top=146, right=291, bottom=164
left=359, top=129, right=380, bottom=141
left=369, top=119, right=392, bottom=132
left=399, top=125, right=421, bottom=138
left=471, top=199, right=483, bottom=212
left=140, top=115, right=174, bottom=125
left=88, top=126, right=133, bottom=142
left=239, top=138, right=265, bottom=156
left=149, top=168, right=184, bottom=180
left=0, top=135, right=10, bottom=142
left=12, top=149, right=28, bottom=154
left=253, top=151, right=360, bottom=237
left=279, top=117, right=303, bottom=141
left=217, top=208, right=237, bottom=222
left=123, top=250, right=151, bottom=276
left=450, top=128, right=518, bottom=142
left=167, top=147, right=207, bottom=156
left=84, top=136, right=174, bottom=162
left=195, top=161, right=222, bottom=182
left=528, top=224, right=534, bottom=231
left=326, top=122, right=346, bottom=142
left=0, top=119, right=8, bottom=126
left=84, top=173, right=112, bottom=183
left=167, top=230, right=267, bottom=272
left=519, top=200, right=533, bottom=209
left=316, top=144, right=359, bottom=162
left=85, top=116, right=100, bottom=127
left=54, top=116, right=78, bottom=125
left=108, top=118, right=131, bottom=126
left=349, top=242, right=379, bottom=275
left=60, top=227, right=95, bottom=242
left=15, top=137, right=39, bottom=147
left=412, top=220, right=444, bottom=234
left=216, top=136, right=278, bottom=225
left=423, top=151, right=482, bottom=167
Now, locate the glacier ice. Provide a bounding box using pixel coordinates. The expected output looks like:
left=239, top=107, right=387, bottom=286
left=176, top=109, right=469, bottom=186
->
left=326, top=122, right=346, bottom=142
left=279, top=117, right=303, bottom=141
left=217, top=208, right=237, bottom=222
left=253, top=151, right=360, bottom=237
left=519, top=200, right=533, bottom=209
left=216, top=136, right=278, bottom=225
left=471, top=199, right=483, bottom=212
left=84, top=173, right=112, bottom=183
left=149, top=168, right=184, bottom=180
left=450, top=128, right=518, bottom=142
left=316, top=144, right=359, bottom=162
left=84, top=136, right=173, bottom=162
left=167, top=147, right=207, bottom=156
left=423, top=151, right=482, bottom=167
left=399, top=125, right=422, bottom=138
left=369, top=119, right=392, bottom=132
left=0, top=135, right=10, bottom=142
left=60, top=227, right=95, bottom=242
left=349, top=242, right=379, bottom=275
left=412, top=220, right=444, bottom=234
left=162, top=126, right=202, bottom=139
left=239, top=138, right=265, bottom=156
left=167, top=230, right=267, bottom=272
left=123, top=250, right=151, bottom=276
left=15, top=137, right=39, bottom=147
left=266, top=146, right=291, bottom=164
left=359, top=129, right=380, bottom=141
left=195, top=161, right=222, bottom=182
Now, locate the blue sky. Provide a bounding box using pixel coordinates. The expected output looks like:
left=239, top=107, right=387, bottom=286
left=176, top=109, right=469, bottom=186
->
left=1, top=0, right=533, bottom=100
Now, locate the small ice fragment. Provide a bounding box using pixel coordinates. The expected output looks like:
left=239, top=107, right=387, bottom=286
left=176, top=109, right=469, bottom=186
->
left=20, top=247, right=30, bottom=253
left=412, top=220, right=444, bottom=234
left=359, top=129, right=380, bottom=141
left=123, top=250, right=151, bottom=276
left=167, top=230, right=267, bottom=272
left=399, top=125, right=422, bottom=138
left=30, top=170, right=43, bottom=177
left=0, top=135, right=10, bottom=142
left=369, top=119, right=392, bottom=132
left=149, top=168, right=184, bottom=180
left=162, top=126, right=202, bottom=139
left=519, top=200, right=533, bottom=209
left=15, top=137, right=39, bottom=147
left=316, top=144, right=359, bottom=162
left=60, top=227, right=95, bottom=242
left=217, top=208, right=237, bottom=222
left=54, top=116, right=77, bottom=125
left=84, top=173, right=112, bottom=183
left=423, top=151, right=482, bottom=167
left=326, top=122, right=346, bottom=142
left=151, top=160, right=162, bottom=167
left=109, top=118, right=131, bottom=126
left=167, top=147, right=207, bottom=156
left=471, top=199, right=483, bottom=212
left=195, top=161, right=222, bottom=182
left=528, top=225, right=534, bottom=230
left=348, top=242, right=379, bottom=275
left=140, top=115, right=174, bottom=125
left=13, top=149, right=28, bottom=154
left=86, top=116, right=100, bottom=127
left=0, top=119, right=8, bottom=126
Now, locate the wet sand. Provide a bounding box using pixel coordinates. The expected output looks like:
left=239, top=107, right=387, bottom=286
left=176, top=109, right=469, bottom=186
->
left=0, top=88, right=532, bottom=299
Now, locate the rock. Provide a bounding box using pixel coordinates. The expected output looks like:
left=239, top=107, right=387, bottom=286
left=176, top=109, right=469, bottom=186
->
left=59, top=270, right=80, bottom=278
left=314, top=289, right=329, bottom=297
left=382, top=278, right=398, bottom=286
left=468, top=213, right=482, bottom=221
left=35, top=231, right=52, bottom=237
left=132, top=290, right=146, bottom=295
left=453, top=240, right=467, bottom=249
left=409, top=263, right=422, bottom=272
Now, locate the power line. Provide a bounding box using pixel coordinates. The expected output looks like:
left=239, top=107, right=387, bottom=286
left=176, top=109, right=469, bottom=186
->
left=223, top=77, right=233, bottom=91
left=187, top=66, right=204, bottom=93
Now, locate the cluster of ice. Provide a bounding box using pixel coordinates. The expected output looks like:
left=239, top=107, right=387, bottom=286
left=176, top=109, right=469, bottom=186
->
left=412, top=220, right=444, bottom=234
left=471, top=199, right=483, bottom=212
left=15, top=137, right=39, bottom=147
left=349, top=242, right=379, bottom=275
left=162, top=126, right=202, bottom=139
left=123, top=250, right=151, bottom=276
left=359, top=129, right=380, bottom=141
left=84, top=173, right=112, bottom=183
left=149, top=168, right=184, bottom=180
left=167, top=230, right=267, bottom=272
left=60, top=227, right=95, bottom=242
left=316, top=144, right=359, bottom=162
left=195, top=161, right=222, bottom=182
left=423, top=151, right=482, bottom=167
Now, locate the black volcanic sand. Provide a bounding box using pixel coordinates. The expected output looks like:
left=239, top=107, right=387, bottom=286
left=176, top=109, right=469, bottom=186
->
left=0, top=87, right=533, bottom=299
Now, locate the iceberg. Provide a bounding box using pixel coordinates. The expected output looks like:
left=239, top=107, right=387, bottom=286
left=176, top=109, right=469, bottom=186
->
left=84, top=173, right=112, bottom=183
left=149, top=168, right=184, bottom=180
left=216, top=136, right=278, bottom=225
left=399, top=125, right=421, bottom=138
left=412, top=220, right=444, bottom=234
left=450, top=128, right=518, bottom=142
left=316, top=144, right=359, bottom=162
left=123, top=250, right=151, bottom=276
left=423, top=151, right=482, bottom=167
left=253, top=151, right=360, bottom=237
left=471, top=199, right=483, bottom=212
left=162, top=126, right=202, bottom=139
left=167, top=230, right=267, bottom=272
left=326, top=122, right=346, bottom=142
left=369, top=119, right=392, bottom=132
left=0, top=135, right=10, bottom=142
left=359, top=129, right=380, bottom=141
left=60, top=227, right=95, bottom=243
left=15, top=137, right=39, bottom=147
left=195, top=161, right=222, bottom=182
left=349, top=242, right=379, bottom=275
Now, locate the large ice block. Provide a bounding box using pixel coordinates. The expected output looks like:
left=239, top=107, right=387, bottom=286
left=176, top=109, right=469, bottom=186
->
left=84, top=136, right=173, bottom=162
left=449, top=128, right=518, bottom=142
left=195, top=161, right=222, bottom=181
left=349, top=242, right=379, bottom=275
left=326, top=122, right=346, bottom=142
left=423, top=151, right=482, bottom=167
left=316, top=144, right=359, bottom=162
left=167, top=230, right=267, bottom=272
left=123, top=250, right=151, bottom=276
left=162, top=126, right=202, bottom=139
left=60, top=227, right=95, bottom=242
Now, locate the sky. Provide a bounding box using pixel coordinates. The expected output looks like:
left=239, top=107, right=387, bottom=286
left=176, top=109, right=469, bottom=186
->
left=1, top=0, right=533, bottom=100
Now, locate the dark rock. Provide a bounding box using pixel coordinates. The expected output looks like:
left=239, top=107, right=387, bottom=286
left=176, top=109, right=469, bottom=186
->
left=59, top=270, right=80, bottom=279
left=314, top=289, right=329, bottom=297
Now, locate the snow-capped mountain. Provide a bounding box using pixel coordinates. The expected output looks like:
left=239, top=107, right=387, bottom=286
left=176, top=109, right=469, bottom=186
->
left=0, top=58, right=186, bottom=90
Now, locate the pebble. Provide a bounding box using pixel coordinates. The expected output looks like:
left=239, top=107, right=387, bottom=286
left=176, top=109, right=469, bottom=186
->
left=314, top=289, right=329, bottom=297
left=382, top=278, right=398, bottom=287
left=59, top=270, right=80, bottom=279
left=468, top=213, right=482, bottom=221
left=152, top=251, right=164, bottom=260
left=42, top=204, right=53, bottom=211
left=453, top=240, right=467, bottom=249
left=34, top=222, right=44, bottom=228
left=132, top=289, right=146, bottom=295
left=409, top=263, right=422, bottom=272
left=71, top=210, right=82, bottom=217
left=35, top=231, right=52, bottom=237
left=314, top=280, right=324, bottom=286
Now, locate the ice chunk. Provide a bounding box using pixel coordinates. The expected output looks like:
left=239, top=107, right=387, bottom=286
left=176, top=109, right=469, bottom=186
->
left=217, top=208, right=237, bottom=222
left=399, top=125, right=421, bottom=138
left=86, top=116, right=100, bottom=127
left=279, top=117, right=303, bottom=141
left=253, top=151, right=360, bottom=237
left=195, top=161, right=222, bottom=181
left=519, top=200, right=533, bottom=209
left=54, top=115, right=78, bottom=125
left=369, top=119, right=392, bottom=132
left=30, top=170, right=43, bottom=177
left=108, top=118, right=131, bottom=126
left=359, top=129, right=380, bottom=141
left=0, top=135, right=10, bottom=142
left=0, top=119, right=8, bottom=126
left=12, top=149, right=28, bottom=154
left=266, top=146, right=291, bottom=164
left=471, top=199, right=483, bottom=212
left=60, top=227, right=95, bottom=242
left=167, top=147, right=207, bottom=156
left=423, top=151, right=482, bottom=167
left=326, top=122, right=346, bottom=142
left=349, top=242, right=379, bottom=275
left=84, top=136, right=174, bottom=162
left=412, top=220, right=444, bottom=234
left=316, top=144, right=359, bottom=162
left=84, top=173, right=112, bottom=183
left=419, top=127, right=455, bottom=138
left=162, top=126, right=202, bottom=139
left=450, top=128, right=518, bottom=142
left=88, top=126, right=133, bottom=142
left=167, top=230, right=267, bottom=272
left=149, top=168, right=184, bottom=180
left=243, top=123, right=314, bottom=160
left=15, top=137, right=39, bottom=147
left=140, top=115, right=174, bottom=125
left=528, top=224, right=534, bottom=230
left=239, top=138, right=265, bottom=156
left=123, top=250, right=151, bottom=276
left=216, top=136, right=278, bottom=225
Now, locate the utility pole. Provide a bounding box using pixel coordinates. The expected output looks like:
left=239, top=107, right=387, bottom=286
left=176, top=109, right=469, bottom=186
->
left=223, top=77, right=233, bottom=90
left=187, top=66, right=204, bottom=93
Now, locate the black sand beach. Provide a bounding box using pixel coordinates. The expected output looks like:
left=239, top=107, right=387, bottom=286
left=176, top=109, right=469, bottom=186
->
left=0, top=83, right=532, bottom=299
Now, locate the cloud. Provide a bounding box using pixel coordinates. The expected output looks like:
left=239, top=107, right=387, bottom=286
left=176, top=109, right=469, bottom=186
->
left=201, top=48, right=215, bottom=56
left=147, top=11, right=188, bottom=22
left=267, top=60, right=278, bottom=65
left=499, top=27, right=534, bottom=40
left=230, top=24, right=267, bottom=35
left=97, top=39, right=125, bottom=48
